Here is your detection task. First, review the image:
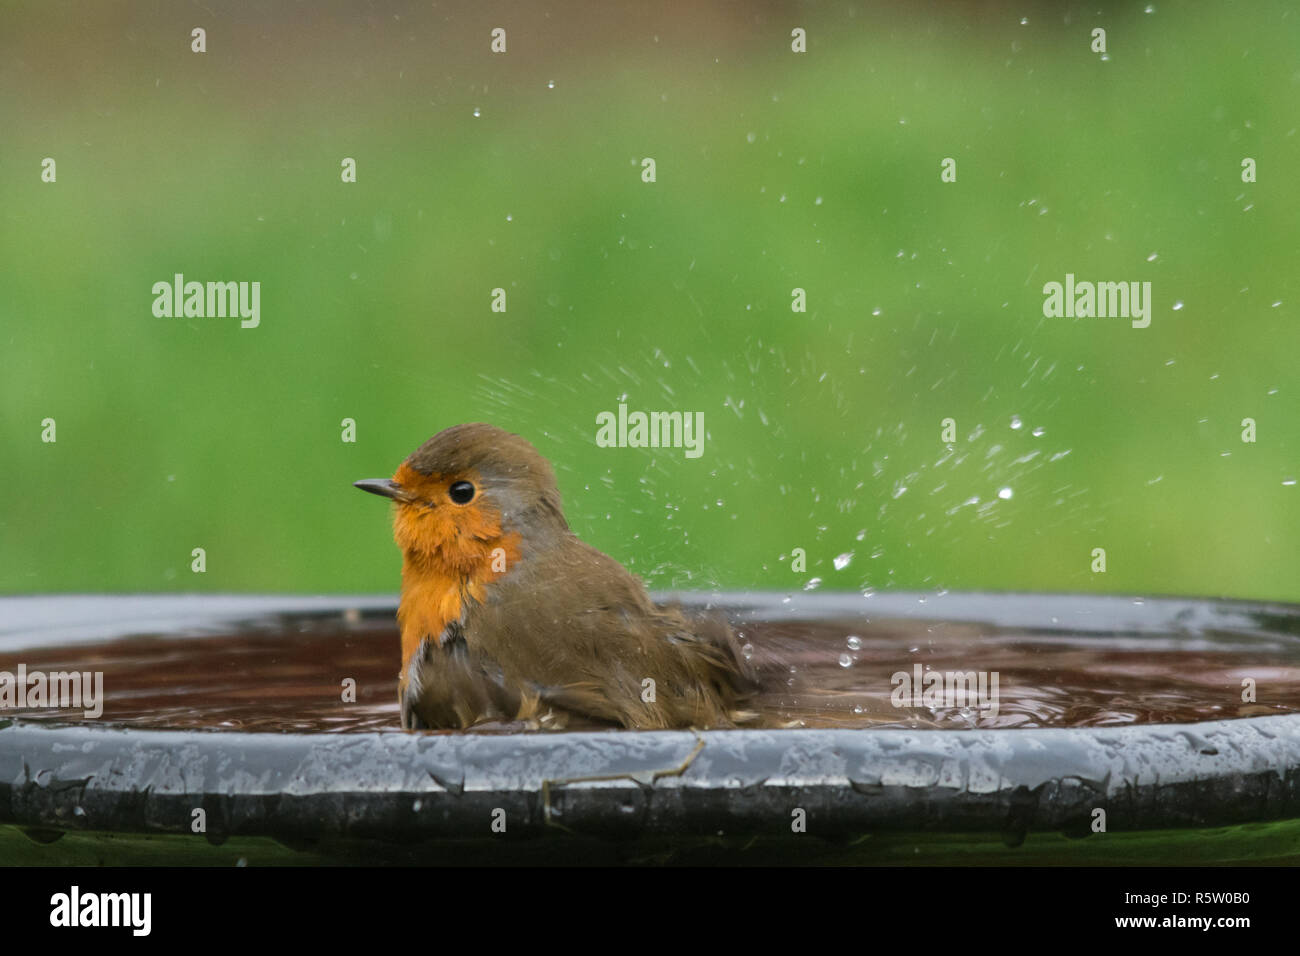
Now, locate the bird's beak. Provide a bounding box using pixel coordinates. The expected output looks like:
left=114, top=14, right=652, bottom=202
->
left=353, top=478, right=406, bottom=501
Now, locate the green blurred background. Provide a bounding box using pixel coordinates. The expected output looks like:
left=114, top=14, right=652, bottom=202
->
left=1, top=1, right=1297, bottom=600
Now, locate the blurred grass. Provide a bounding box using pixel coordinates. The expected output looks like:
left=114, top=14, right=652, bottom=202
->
left=1, top=1, right=1297, bottom=599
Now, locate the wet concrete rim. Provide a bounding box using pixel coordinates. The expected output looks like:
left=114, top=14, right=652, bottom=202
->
left=3, top=712, right=1299, bottom=840
left=2, top=589, right=1299, bottom=649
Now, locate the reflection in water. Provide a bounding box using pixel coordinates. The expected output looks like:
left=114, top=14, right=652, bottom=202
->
left=2, top=607, right=1298, bottom=733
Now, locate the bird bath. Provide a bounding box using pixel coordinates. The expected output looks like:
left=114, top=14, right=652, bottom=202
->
left=2, top=592, right=1299, bottom=864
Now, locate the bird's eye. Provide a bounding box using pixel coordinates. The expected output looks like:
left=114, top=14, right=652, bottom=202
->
left=448, top=481, right=476, bottom=504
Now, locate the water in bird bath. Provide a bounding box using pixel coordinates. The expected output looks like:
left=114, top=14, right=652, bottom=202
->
left=2, top=593, right=1297, bottom=733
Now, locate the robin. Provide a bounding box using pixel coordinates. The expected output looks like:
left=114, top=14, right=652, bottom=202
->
left=354, top=423, right=756, bottom=731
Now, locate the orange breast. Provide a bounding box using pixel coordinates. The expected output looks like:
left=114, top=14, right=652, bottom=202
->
left=397, top=570, right=465, bottom=666
left=390, top=463, right=521, bottom=670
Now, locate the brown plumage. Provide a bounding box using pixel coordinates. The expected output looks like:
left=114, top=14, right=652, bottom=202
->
left=355, top=423, right=756, bottom=730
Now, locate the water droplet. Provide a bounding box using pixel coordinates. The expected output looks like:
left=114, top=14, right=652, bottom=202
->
left=1172, top=300, right=1184, bottom=311
left=741, top=642, right=754, bottom=660
left=1010, top=415, right=1023, bottom=430
left=1019, top=17, right=1029, bottom=25
left=746, top=131, right=757, bottom=144
left=803, top=577, right=822, bottom=591
left=833, top=552, right=853, bottom=571
left=546, top=80, right=556, bottom=89
left=838, top=653, right=853, bottom=668
left=472, top=108, right=481, bottom=118
left=997, top=487, right=1013, bottom=500
left=846, top=635, right=863, bottom=650
left=1031, top=426, right=1045, bottom=437
left=1284, top=478, right=1297, bottom=487
left=814, top=196, right=823, bottom=205
left=1146, top=251, right=1158, bottom=261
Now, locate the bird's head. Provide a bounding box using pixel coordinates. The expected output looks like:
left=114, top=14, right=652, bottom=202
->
left=354, top=423, right=569, bottom=577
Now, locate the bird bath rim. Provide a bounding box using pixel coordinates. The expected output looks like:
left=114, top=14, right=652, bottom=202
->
left=2, top=591, right=1300, bottom=862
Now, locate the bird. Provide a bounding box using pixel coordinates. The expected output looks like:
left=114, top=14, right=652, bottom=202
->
left=354, top=423, right=757, bottom=731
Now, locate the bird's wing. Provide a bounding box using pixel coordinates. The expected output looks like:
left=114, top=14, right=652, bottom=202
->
left=466, top=537, right=752, bottom=728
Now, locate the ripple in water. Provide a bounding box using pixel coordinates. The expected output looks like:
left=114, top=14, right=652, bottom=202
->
left=4, top=605, right=1299, bottom=733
